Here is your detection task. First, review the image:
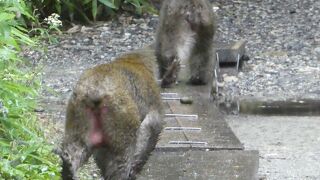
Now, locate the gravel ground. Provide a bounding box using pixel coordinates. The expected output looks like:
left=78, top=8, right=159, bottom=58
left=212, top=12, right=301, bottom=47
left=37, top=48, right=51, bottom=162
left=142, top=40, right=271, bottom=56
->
left=23, top=0, right=320, bottom=179
left=215, top=0, right=320, bottom=100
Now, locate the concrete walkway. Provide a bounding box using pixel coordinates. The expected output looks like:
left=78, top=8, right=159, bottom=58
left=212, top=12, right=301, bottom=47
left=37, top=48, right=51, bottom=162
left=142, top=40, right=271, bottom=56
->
left=226, top=115, right=320, bottom=180
left=138, top=75, right=259, bottom=179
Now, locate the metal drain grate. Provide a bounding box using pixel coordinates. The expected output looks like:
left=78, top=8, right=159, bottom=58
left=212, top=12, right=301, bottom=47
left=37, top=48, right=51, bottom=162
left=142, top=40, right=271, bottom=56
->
left=164, top=127, right=201, bottom=131
left=168, top=141, right=207, bottom=145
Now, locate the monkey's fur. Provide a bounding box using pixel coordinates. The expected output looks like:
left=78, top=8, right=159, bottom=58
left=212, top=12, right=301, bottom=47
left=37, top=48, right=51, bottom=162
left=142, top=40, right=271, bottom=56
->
left=56, top=50, right=164, bottom=180
left=155, top=0, right=216, bottom=87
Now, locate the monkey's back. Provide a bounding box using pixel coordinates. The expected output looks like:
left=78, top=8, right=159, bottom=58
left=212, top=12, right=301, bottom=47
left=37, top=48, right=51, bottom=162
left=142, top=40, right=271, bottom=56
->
left=155, top=0, right=216, bottom=86
left=155, top=0, right=215, bottom=66
left=67, top=51, right=162, bottom=150
left=157, top=0, right=215, bottom=42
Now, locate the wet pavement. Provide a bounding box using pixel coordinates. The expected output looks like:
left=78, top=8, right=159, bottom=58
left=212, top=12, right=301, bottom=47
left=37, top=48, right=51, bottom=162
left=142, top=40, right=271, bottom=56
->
left=226, top=115, right=320, bottom=180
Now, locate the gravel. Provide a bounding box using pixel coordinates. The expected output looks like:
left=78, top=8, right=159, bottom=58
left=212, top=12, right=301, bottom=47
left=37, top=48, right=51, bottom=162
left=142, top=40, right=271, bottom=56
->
left=214, top=0, right=320, bottom=100
left=24, top=0, right=320, bottom=111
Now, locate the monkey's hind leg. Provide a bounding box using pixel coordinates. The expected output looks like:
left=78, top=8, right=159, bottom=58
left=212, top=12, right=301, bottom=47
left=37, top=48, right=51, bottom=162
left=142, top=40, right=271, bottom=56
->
left=57, top=138, right=92, bottom=180
left=188, top=56, right=208, bottom=85
left=188, top=46, right=215, bottom=86
left=93, top=148, right=126, bottom=180
left=125, top=110, right=164, bottom=179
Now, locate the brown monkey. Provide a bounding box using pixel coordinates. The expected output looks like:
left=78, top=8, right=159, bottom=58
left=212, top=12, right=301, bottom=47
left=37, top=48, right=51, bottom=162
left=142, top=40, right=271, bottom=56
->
left=55, top=50, right=164, bottom=180
left=155, top=0, right=217, bottom=87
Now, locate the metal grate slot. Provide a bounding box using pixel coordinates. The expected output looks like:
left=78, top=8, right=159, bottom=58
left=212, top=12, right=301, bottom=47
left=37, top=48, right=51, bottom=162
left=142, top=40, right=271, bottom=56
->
left=162, top=97, right=181, bottom=100
left=165, top=113, right=198, bottom=119
left=164, top=127, right=201, bottom=131
left=161, top=93, right=179, bottom=96
left=161, top=93, right=180, bottom=100
left=169, top=141, right=208, bottom=145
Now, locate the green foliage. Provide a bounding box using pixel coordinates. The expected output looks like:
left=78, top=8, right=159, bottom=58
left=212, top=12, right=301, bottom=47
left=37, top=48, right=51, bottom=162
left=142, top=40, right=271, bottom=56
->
left=0, top=0, right=60, bottom=179
left=28, top=0, right=156, bottom=23
left=31, top=12, right=62, bottom=44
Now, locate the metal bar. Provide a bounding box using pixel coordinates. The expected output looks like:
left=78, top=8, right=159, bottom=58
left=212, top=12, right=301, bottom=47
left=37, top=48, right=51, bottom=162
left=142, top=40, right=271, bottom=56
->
left=168, top=141, right=208, bottom=145
left=161, top=93, right=179, bottom=96
left=214, top=69, right=219, bottom=95
left=165, top=114, right=198, bottom=119
left=216, top=52, right=220, bottom=71
left=236, top=53, right=240, bottom=70
left=164, top=127, right=201, bottom=131
left=162, top=97, right=181, bottom=100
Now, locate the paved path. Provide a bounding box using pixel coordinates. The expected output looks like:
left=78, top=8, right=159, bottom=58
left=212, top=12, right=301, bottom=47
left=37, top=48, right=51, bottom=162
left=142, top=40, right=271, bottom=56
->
left=138, top=73, right=259, bottom=179
left=226, top=115, right=320, bottom=180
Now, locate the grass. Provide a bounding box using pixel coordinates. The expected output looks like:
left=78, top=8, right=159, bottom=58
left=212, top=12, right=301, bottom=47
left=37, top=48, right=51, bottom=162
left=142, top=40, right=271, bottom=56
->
left=0, top=0, right=61, bottom=179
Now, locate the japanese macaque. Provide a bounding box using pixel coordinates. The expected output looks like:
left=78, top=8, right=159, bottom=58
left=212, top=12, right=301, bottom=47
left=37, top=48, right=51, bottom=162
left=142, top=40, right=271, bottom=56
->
left=55, top=50, right=164, bottom=180
left=155, top=0, right=217, bottom=88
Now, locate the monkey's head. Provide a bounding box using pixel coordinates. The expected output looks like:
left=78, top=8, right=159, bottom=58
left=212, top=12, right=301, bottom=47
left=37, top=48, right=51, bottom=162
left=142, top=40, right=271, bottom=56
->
left=161, top=59, right=180, bottom=88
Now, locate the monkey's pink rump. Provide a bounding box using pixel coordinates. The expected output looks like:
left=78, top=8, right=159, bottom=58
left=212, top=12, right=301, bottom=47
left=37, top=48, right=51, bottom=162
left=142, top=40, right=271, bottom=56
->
left=86, top=107, right=109, bottom=147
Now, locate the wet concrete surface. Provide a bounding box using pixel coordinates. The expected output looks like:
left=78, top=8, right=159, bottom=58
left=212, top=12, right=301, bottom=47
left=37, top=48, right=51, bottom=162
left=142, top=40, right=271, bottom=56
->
left=138, top=150, right=259, bottom=180
left=226, top=115, right=320, bottom=180
left=239, top=99, right=320, bottom=116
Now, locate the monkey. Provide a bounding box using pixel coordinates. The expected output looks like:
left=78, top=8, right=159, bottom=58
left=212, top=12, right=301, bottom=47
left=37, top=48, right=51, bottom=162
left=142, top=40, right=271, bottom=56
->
left=55, top=49, right=164, bottom=180
left=155, top=0, right=217, bottom=88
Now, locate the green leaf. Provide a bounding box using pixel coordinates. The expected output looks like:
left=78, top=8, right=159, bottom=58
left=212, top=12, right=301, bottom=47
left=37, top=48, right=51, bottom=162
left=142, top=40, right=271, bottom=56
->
left=0, top=139, right=10, bottom=147
left=129, top=0, right=141, bottom=8
left=0, top=80, right=35, bottom=94
left=0, top=1, right=61, bottom=178
left=54, top=2, right=62, bottom=14
left=83, top=0, right=93, bottom=5
left=11, top=27, right=34, bottom=46
left=0, top=23, right=13, bottom=39
left=0, top=12, right=15, bottom=22
left=92, top=0, right=98, bottom=21
left=99, top=0, right=118, bottom=9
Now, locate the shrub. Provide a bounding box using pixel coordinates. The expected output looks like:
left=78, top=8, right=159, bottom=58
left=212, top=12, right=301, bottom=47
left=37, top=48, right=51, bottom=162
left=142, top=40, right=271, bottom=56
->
left=0, top=1, right=60, bottom=179
left=28, top=0, right=156, bottom=23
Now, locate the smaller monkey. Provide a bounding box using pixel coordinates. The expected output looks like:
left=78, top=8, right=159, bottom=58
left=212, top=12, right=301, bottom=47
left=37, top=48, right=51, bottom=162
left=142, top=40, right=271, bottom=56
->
left=155, top=0, right=217, bottom=88
left=55, top=49, right=164, bottom=180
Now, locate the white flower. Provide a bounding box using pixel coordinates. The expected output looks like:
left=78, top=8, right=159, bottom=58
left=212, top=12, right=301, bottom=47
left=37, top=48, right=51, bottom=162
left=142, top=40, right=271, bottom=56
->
left=44, top=13, right=62, bottom=27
